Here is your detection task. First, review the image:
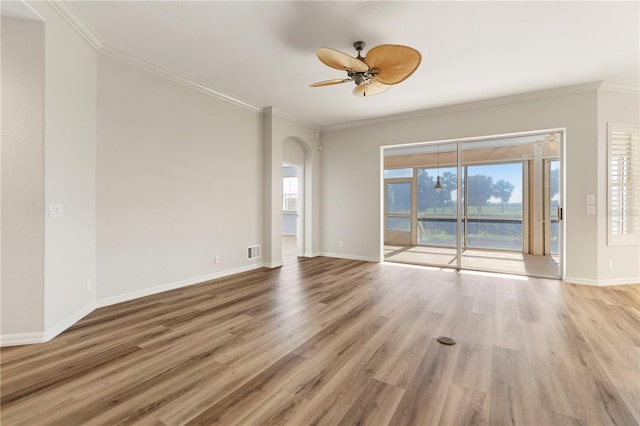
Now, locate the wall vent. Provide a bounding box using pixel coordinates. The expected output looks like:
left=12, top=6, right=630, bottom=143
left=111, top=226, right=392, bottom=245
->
left=247, top=245, right=261, bottom=260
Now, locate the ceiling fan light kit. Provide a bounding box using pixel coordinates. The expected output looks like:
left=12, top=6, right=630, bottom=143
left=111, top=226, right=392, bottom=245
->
left=311, top=41, right=421, bottom=97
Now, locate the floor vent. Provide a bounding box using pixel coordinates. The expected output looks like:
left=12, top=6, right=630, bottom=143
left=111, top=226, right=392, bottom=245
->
left=247, top=245, right=261, bottom=260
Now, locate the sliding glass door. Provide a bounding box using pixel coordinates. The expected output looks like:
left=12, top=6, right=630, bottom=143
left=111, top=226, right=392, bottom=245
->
left=383, top=131, right=562, bottom=278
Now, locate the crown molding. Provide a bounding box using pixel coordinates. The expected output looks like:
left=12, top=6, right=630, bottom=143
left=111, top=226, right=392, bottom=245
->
left=322, top=81, right=604, bottom=132
left=48, top=1, right=262, bottom=114
left=46, top=0, right=104, bottom=50
left=599, top=82, right=640, bottom=95
left=265, top=107, right=321, bottom=131
left=100, top=44, right=261, bottom=113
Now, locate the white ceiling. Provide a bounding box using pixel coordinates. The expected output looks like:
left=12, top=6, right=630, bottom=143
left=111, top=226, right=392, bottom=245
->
left=1, top=0, right=42, bottom=20
left=26, top=2, right=640, bottom=127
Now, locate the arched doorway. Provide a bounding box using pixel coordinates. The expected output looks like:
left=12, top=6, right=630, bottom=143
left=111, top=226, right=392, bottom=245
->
left=262, top=107, right=319, bottom=268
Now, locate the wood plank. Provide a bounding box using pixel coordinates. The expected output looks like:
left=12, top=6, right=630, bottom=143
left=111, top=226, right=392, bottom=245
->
left=438, top=383, right=489, bottom=426
left=184, top=353, right=307, bottom=425
left=337, top=379, right=404, bottom=426
left=388, top=338, right=460, bottom=426
left=232, top=390, right=308, bottom=426
left=488, top=346, right=536, bottom=425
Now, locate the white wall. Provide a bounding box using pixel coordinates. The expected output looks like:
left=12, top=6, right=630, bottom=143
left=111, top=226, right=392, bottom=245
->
left=31, top=2, right=98, bottom=334
left=97, top=55, right=263, bottom=303
left=1, top=17, right=45, bottom=336
left=597, top=88, right=640, bottom=284
left=1, top=1, right=98, bottom=344
left=320, top=84, right=607, bottom=283
left=283, top=139, right=304, bottom=165
left=282, top=213, right=297, bottom=236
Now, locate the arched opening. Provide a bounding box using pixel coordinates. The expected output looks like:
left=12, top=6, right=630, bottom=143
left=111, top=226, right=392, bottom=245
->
left=262, top=107, right=318, bottom=268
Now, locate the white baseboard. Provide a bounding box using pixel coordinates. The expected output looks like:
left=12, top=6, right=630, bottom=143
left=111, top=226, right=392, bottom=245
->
left=595, top=277, right=640, bottom=286
left=564, top=276, right=640, bottom=286
left=44, top=303, right=97, bottom=341
left=563, top=276, right=600, bottom=286
left=319, top=252, right=380, bottom=263
left=97, top=263, right=264, bottom=309
left=302, top=252, right=320, bottom=258
left=0, top=331, right=46, bottom=347
left=1, top=303, right=97, bottom=347
left=263, top=261, right=283, bottom=268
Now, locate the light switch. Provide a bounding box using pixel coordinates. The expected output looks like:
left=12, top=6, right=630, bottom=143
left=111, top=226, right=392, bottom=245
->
left=586, top=195, right=596, bottom=205
left=586, top=205, right=596, bottom=216
left=49, top=203, right=64, bottom=218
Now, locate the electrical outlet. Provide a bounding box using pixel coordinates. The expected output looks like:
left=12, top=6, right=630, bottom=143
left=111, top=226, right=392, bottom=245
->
left=215, top=256, right=220, bottom=264
left=339, top=241, right=343, bottom=248
left=586, top=205, right=596, bottom=216
left=49, top=203, right=64, bottom=218
left=608, top=260, right=614, bottom=270
left=232, top=252, right=237, bottom=261
left=86, top=280, right=91, bottom=291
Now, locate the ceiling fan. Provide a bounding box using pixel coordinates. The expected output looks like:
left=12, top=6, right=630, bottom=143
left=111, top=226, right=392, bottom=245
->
left=310, top=41, right=421, bottom=97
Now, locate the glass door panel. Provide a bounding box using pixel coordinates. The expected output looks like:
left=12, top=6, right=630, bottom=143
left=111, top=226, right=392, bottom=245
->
left=385, top=181, right=412, bottom=246
left=546, top=159, right=560, bottom=255
left=417, top=166, right=458, bottom=246
left=460, top=137, right=531, bottom=275
left=415, top=142, right=459, bottom=267
left=465, top=163, right=524, bottom=251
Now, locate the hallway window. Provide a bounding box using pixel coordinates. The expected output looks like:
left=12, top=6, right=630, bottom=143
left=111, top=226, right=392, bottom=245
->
left=283, top=176, right=298, bottom=212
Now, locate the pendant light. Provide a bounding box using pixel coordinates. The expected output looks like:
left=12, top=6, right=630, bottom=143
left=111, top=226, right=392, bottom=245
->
left=434, top=144, right=442, bottom=192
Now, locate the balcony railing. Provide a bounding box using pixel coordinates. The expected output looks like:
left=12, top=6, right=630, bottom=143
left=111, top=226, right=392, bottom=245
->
left=417, top=216, right=523, bottom=251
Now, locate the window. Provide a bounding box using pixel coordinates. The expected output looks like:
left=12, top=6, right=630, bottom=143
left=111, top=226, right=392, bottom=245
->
left=283, top=176, right=298, bottom=212
left=608, top=123, right=640, bottom=245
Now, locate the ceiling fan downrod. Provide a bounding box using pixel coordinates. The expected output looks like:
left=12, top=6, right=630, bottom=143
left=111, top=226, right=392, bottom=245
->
left=353, top=41, right=366, bottom=61
left=348, top=41, right=378, bottom=86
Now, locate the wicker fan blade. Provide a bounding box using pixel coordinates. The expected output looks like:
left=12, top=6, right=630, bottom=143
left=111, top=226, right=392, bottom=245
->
left=364, top=44, right=421, bottom=85
left=310, top=79, right=352, bottom=87
left=352, top=77, right=391, bottom=97
left=317, top=47, right=369, bottom=72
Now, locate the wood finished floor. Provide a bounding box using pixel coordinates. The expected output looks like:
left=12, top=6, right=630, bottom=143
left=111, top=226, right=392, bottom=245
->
left=1, top=244, right=639, bottom=425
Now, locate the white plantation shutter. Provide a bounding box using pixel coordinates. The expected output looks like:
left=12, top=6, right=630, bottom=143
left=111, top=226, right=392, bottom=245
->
left=608, top=123, right=640, bottom=245
left=284, top=196, right=297, bottom=212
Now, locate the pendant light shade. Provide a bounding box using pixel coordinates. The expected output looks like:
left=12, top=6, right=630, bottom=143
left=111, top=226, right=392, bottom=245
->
left=434, top=176, right=443, bottom=192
